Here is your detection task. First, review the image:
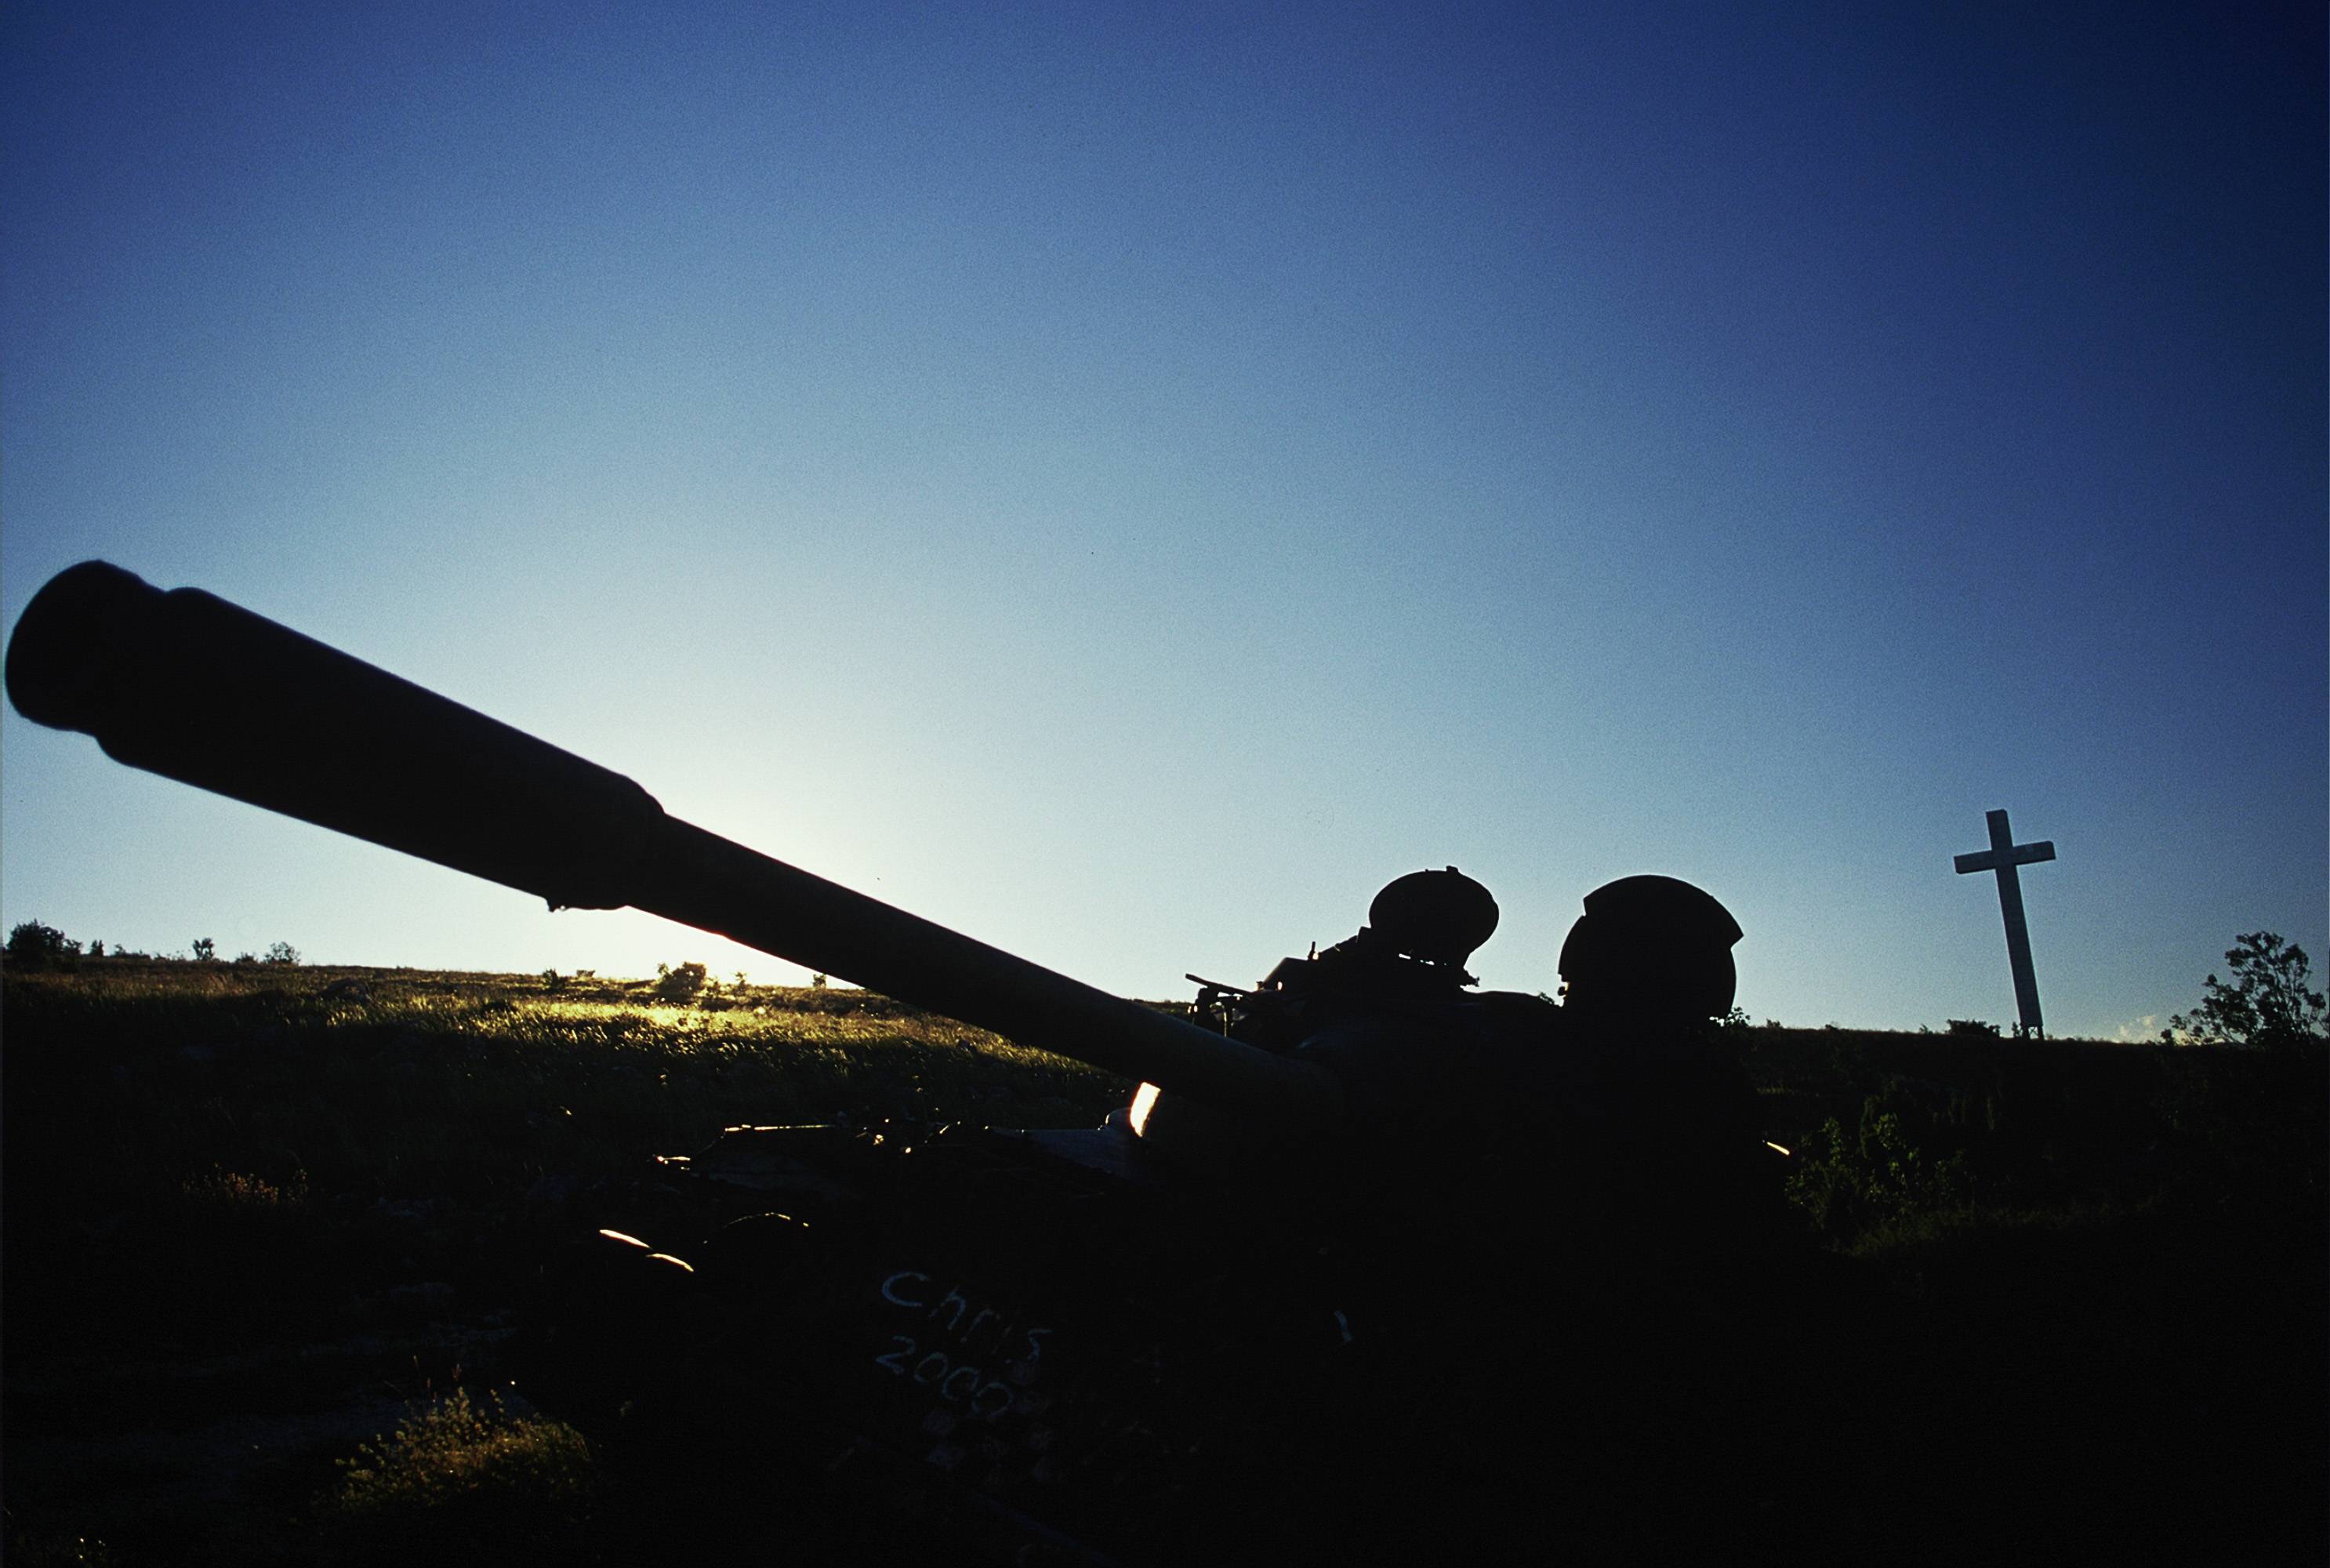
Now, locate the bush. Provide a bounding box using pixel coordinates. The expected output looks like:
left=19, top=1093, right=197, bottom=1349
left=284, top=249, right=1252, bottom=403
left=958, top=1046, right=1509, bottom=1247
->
left=192, top=938, right=216, bottom=961
left=653, top=961, right=707, bottom=1004
left=1787, top=1093, right=1973, bottom=1242
left=324, top=1387, right=591, bottom=1520
left=5, top=921, right=80, bottom=969
left=1945, top=1018, right=1998, bottom=1038
left=265, top=941, right=300, bottom=966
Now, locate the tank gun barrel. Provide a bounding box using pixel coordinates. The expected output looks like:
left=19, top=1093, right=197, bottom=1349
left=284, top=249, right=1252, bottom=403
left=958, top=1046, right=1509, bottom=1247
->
left=4, top=561, right=1339, bottom=1123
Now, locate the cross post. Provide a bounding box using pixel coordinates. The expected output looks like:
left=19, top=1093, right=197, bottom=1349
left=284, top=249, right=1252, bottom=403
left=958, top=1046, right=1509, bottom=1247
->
left=1953, top=808, right=2056, bottom=1038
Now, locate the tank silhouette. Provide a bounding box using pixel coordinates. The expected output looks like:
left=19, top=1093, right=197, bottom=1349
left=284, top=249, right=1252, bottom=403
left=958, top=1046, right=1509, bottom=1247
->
left=5, top=562, right=1836, bottom=1565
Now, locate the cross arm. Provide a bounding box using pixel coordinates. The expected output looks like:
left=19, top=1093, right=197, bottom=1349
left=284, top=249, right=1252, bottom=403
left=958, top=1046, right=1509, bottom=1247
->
left=1954, top=840, right=2056, bottom=874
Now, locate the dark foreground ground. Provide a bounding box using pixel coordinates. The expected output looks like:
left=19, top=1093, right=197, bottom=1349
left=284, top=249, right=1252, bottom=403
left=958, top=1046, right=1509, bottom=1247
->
left=4, top=960, right=2323, bottom=1564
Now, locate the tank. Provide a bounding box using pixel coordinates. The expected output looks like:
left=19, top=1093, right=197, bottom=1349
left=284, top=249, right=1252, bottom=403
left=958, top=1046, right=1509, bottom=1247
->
left=5, top=562, right=1853, bottom=1565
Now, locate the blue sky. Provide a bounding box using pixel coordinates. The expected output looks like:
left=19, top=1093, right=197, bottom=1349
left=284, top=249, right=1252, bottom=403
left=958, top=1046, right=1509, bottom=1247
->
left=4, top=1, right=2321, bottom=1038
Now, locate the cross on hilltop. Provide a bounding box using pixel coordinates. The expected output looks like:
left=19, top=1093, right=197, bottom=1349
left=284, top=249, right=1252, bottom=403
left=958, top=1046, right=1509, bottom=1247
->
left=1954, top=808, right=2056, bottom=1039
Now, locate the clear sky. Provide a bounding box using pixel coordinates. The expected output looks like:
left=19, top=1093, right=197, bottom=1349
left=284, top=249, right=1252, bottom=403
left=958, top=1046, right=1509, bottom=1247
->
left=4, top=2, right=2322, bottom=1039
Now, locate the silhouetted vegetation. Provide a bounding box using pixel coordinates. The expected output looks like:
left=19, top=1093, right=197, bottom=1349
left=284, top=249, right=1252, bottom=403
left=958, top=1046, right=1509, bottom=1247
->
left=2164, top=930, right=2327, bottom=1047
left=651, top=960, right=707, bottom=1004
left=2, top=954, right=2318, bottom=1564
left=1, top=953, right=1138, bottom=1564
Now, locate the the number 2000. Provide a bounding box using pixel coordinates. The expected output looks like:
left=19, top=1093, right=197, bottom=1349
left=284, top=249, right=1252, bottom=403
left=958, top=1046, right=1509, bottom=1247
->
left=875, top=1337, right=1016, bottom=1420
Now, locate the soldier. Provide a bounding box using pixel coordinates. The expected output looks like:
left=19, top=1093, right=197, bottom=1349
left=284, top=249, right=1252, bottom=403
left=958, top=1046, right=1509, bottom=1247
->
left=1134, top=869, right=1773, bottom=1218
left=1130, top=866, right=1537, bottom=1171
left=1542, top=873, right=1785, bottom=1264
left=1131, top=867, right=1793, bottom=1364
left=1130, top=870, right=1794, bottom=1561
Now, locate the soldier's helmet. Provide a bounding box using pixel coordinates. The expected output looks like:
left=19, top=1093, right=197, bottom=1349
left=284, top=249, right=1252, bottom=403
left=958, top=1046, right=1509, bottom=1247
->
left=1367, top=866, right=1500, bottom=968
left=1557, top=874, right=1741, bottom=1021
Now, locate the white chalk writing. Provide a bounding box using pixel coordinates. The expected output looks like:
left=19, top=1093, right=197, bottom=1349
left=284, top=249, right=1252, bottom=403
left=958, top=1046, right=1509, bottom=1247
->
left=872, top=1266, right=1056, bottom=1425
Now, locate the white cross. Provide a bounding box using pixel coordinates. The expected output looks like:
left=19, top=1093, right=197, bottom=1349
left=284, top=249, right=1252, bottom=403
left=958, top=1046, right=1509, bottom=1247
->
left=1954, top=808, right=2056, bottom=1038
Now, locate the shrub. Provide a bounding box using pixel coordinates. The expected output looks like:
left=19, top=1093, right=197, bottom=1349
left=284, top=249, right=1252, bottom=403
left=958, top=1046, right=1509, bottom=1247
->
left=1787, top=1094, right=1973, bottom=1242
left=5, top=920, right=80, bottom=969
left=265, top=941, right=301, bottom=966
left=192, top=938, right=216, bottom=961
left=1945, top=1018, right=1999, bottom=1037
left=653, top=962, right=707, bottom=1004
left=324, top=1388, right=591, bottom=1519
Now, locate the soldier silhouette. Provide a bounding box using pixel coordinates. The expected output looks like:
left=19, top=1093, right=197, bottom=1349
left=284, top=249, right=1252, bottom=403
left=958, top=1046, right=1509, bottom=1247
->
left=1537, top=874, right=1789, bottom=1272
left=1131, top=869, right=1782, bottom=1257
left=1128, top=869, right=1798, bottom=1563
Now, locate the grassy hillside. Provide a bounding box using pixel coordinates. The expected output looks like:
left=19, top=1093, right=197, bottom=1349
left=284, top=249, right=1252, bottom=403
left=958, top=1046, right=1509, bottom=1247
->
left=3, top=959, right=2321, bottom=1564
left=2, top=959, right=1133, bottom=1566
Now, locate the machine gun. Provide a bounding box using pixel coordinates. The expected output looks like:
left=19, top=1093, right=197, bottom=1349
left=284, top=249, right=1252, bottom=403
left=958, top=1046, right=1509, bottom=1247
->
left=5, top=562, right=1837, bottom=1565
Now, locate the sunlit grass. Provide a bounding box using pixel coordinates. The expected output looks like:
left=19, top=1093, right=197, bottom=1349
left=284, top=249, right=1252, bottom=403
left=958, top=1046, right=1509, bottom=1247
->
left=311, top=1388, right=597, bottom=1565
left=324, top=1388, right=592, bottom=1518
left=2, top=960, right=1132, bottom=1221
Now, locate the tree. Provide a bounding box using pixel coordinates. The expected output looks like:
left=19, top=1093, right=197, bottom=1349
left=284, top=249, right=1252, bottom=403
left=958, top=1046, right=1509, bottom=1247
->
left=5, top=921, right=79, bottom=967
left=2164, top=931, right=2327, bottom=1047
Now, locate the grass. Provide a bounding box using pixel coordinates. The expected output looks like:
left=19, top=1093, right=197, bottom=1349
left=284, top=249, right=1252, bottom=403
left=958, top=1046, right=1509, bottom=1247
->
left=5, top=959, right=1130, bottom=1361
left=3, top=960, right=1123, bottom=1266
left=2, top=957, right=1132, bottom=1565
left=1723, top=1021, right=2327, bottom=1566
left=1733, top=1020, right=2327, bottom=1247
left=315, top=1388, right=593, bottom=1565
left=4, top=960, right=2322, bottom=1564
left=326, top=1388, right=590, bottom=1515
